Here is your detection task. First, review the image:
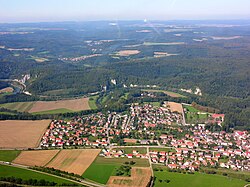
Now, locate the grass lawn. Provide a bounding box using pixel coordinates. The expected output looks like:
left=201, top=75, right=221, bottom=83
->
left=0, top=165, right=76, bottom=185
left=0, top=102, right=34, bottom=112
left=144, top=102, right=161, bottom=107
left=149, top=148, right=176, bottom=152
left=154, top=170, right=247, bottom=187
left=183, top=105, right=200, bottom=112
left=88, top=95, right=98, bottom=110
left=142, top=89, right=185, bottom=98
left=183, top=105, right=209, bottom=124
left=114, top=147, right=147, bottom=154
left=31, top=108, right=73, bottom=115
left=0, top=150, right=21, bottom=162
left=82, top=156, right=149, bottom=184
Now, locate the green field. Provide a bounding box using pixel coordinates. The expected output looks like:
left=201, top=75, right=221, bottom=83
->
left=183, top=105, right=209, bottom=124
left=143, top=42, right=185, bottom=46
left=88, top=95, right=98, bottom=110
left=0, top=165, right=76, bottom=185
left=154, top=170, right=248, bottom=187
left=149, top=148, right=176, bottom=152
left=144, top=101, right=161, bottom=107
left=0, top=150, right=21, bottom=162
left=114, top=147, right=147, bottom=154
left=142, top=89, right=185, bottom=98
left=31, top=108, right=73, bottom=115
left=82, top=156, right=149, bottom=184
left=0, top=102, right=34, bottom=112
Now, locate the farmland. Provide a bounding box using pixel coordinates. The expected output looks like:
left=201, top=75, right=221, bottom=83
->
left=0, top=165, right=76, bottom=185
left=153, top=170, right=247, bottom=187
left=13, top=150, right=60, bottom=167
left=142, top=89, right=185, bottom=98
left=115, top=50, right=140, bottom=56
left=0, top=102, right=34, bottom=112
left=0, top=120, right=50, bottom=149
left=46, top=149, right=100, bottom=175
left=108, top=167, right=151, bottom=187
left=0, top=150, right=21, bottom=162
left=183, top=104, right=210, bottom=124
left=82, top=156, right=149, bottom=184
left=29, top=98, right=90, bottom=113
left=166, top=101, right=183, bottom=113
left=88, top=95, right=98, bottom=110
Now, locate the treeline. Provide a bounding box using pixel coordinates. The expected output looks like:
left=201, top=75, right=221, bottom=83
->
left=0, top=176, right=74, bottom=186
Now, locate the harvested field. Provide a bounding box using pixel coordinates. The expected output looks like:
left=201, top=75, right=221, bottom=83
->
left=0, top=87, right=14, bottom=93
left=0, top=120, right=50, bottom=149
left=123, top=138, right=137, bottom=144
left=47, top=149, right=100, bottom=175
left=116, top=50, right=140, bottom=56
left=108, top=167, right=151, bottom=187
left=13, top=150, right=59, bottom=166
left=29, top=98, right=90, bottom=113
left=166, top=102, right=183, bottom=113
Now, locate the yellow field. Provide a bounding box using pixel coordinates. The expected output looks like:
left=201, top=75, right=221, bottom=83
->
left=167, top=102, right=183, bottom=113
left=0, top=120, right=50, bottom=149
left=13, top=150, right=59, bottom=166
left=46, top=149, right=100, bottom=175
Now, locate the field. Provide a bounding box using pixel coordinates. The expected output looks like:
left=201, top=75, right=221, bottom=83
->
left=154, top=170, right=247, bottom=187
left=88, top=95, right=98, bottom=110
left=29, top=97, right=90, bottom=113
left=0, top=150, right=21, bottom=162
left=123, top=138, right=137, bottom=144
left=113, top=147, right=147, bottom=154
left=46, top=149, right=100, bottom=175
left=166, top=102, right=183, bottom=113
left=116, top=50, right=140, bottom=56
left=29, top=55, right=49, bottom=62
left=183, top=105, right=209, bottom=124
left=0, top=165, right=76, bottom=185
left=0, top=120, right=50, bottom=149
left=143, top=42, right=185, bottom=46
left=13, top=150, right=60, bottom=166
left=82, top=156, right=149, bottom=184
left=0, top=102, right=34, bottom=112
left=107, top=167, right=151, bottom=187
left=0, top=87, right=14, bottom=93
left=142, top=89, right=185, bottom=98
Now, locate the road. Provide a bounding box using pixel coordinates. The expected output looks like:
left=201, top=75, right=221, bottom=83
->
left=0, top=161, right=105, bottom=187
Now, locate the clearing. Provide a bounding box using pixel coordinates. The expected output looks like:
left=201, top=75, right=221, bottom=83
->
left=46, top=149, right=100, bottom=175
left=29, top=97, right=90, bottom=113
left=142, top=89, right=185, bottom=98
left=0, top=120, right=50, bottom=149
left=13, top=150, right=59, bottom=167
left=115, top=50, right=140, bottom=56
left=107, top=167, right=152, bottom=187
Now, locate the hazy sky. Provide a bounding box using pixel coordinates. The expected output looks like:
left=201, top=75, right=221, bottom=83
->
left=1, top=0, right=250, bottom=23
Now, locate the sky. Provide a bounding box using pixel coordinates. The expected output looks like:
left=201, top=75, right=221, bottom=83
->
left=0, top=0, right=250, bottom=23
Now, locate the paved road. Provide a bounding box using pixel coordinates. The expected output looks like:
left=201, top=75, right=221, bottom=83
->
left=0, top=161, right=105, bottom=187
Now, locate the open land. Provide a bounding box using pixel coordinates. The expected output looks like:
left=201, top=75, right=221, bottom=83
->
left=29, top=97, right=90, bottom=113
left=0, top=165, right=76, bottom=185
left=13, top=150, right=60, bottom=166
left=116, top=50, right=140, bottom=56
left=0, top=150, right=21, bottom=162
left=0, top=102, right=34, bottom=112
left=142, top=89, right=185, bottom=98
left=0, top=87, right=14, bottom=93
left=46, top=149, right=100, bottom=175
left=107, top=167, right=151, bottom=187
left=0, top=120, right=50, bottom=149
left=166, top=101, right=183, bottom=113
left=154, top=170, right=247, bottom=187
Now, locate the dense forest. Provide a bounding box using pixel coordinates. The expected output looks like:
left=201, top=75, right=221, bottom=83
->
left=0, top=21, right=249, bottom=129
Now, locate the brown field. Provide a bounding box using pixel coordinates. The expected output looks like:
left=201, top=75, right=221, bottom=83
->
left=0, top=120, right=50, bottom=149
left=123, top=138, right=137, bottom=144
left=46, top=149, right=100, bottom=175
left=0, top=87, right=14, bottom=93
left=108, top=167, right=151, bottom=187
left=13, top=150, right=59, bottom=166
left=167, top=102, right=183, bottom=113
left=116, top=50, right=140, bottom=56
left=29, top=98, right=90, bottom=113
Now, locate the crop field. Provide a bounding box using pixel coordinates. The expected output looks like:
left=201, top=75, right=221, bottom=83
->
left=116, top=50, right=140, bottom=56
left=46, top=149, right=100, bottom=175
left=143, top=42, right=186, bottom=46
left=29, top=97, right=90, bottom=113
left=107, top=167, right=151, bottom=187
left=167, top=102, right=183, bottom=113
left=31, top=108, right=73, bottom=115
left=0, top=102, right=34, bottom=112
left=0, top=165, right=76, bottom=185
left=142, top=89, right=185, bottom=98
left=88, top=95, right=98, bottom=110
left=113, top=147, right=147, bottom=154
left=82, top=156, right=149, bottom=184
left=154, top=170, right=247, bottom=187
left=0, top=120, right=50, bottom=149
left=0, top=150, right=21, bottom=162
left=29, top=55, right=49, bottom=62
left=13, top=150, right=60, bottom=167
left=0, top=87, right=14, bottom=93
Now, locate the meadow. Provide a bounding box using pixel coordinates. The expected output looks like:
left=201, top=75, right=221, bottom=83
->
left=0, top=150, right=21, bottom=162
left=154, top=170, right=247, bottom=187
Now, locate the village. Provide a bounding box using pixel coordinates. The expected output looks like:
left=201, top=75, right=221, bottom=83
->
left=40, top=103, right=250, bottom=172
